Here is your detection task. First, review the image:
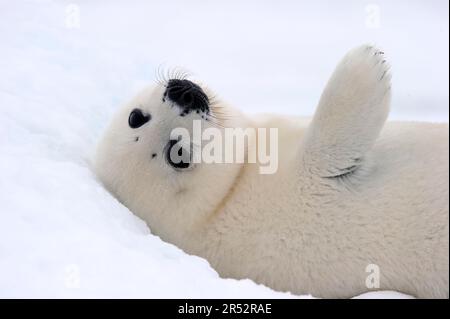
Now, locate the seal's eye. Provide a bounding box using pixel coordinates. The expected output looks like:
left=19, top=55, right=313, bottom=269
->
left=128, top=108, right=151, bottom=129
left=165, top=139, right=192, bottom=170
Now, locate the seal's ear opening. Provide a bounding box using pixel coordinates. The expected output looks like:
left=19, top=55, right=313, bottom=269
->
left=165, top=139, right=192, bottom=170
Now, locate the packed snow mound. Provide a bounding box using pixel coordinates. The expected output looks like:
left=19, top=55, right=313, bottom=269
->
left=1, top=0, right=446, bottom=298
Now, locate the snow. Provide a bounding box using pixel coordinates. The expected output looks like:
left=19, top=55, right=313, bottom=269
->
left=0, top=0, right=447, bottom=298
left=353, top=291, right=414, bottom=299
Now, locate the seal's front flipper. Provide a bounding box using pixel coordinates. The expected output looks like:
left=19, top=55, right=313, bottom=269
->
left=302, top=45, right=391, bottom=178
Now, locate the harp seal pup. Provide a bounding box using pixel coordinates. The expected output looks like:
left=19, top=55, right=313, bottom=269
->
left=94, top=45, right=449, bottom=298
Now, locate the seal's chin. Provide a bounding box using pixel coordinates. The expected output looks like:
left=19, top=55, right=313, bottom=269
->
left=164, top=139, right=192, bottom=171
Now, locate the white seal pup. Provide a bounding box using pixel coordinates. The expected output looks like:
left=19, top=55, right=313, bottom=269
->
left=94, top=45, right=449, bottom=298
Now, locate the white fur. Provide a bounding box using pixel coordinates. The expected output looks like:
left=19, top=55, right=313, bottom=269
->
left=94, top=45, right=449, bottom=298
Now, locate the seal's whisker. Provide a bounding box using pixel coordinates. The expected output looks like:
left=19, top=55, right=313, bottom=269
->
left=206, top=116, right=228, bottom=129
left=211, top=111, right=233, bottom=118
left=207, top=120, right=226, bottom=129
left=210, top=104, right=228, bottom=111
left=207, top=113, right=225, bottom=120
left=155, top=64, right=171, bottom=87
left=167, top=67, right=192, bottom=81
left=210, top=108, right=234, bottom=119
left=208, top=112, right=233, bottom=121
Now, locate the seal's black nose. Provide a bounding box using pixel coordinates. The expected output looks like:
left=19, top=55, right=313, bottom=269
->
left=164, top=79, right=209, bottom=115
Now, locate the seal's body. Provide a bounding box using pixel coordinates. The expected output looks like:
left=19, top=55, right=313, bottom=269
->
left=94, top=45, right=449, bottom=298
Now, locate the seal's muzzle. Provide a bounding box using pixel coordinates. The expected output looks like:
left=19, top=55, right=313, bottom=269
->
left=164, top=79, right=209, bottom=115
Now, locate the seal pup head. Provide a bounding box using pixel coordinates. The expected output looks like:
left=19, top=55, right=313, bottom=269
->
left=94, top=75, right=245, bottom=248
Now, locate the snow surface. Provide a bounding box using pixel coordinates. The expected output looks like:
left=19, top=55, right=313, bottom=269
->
left=0, top=0, right=447, bottom=298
